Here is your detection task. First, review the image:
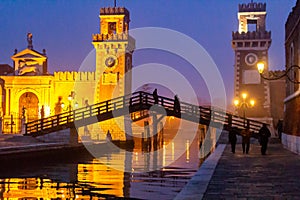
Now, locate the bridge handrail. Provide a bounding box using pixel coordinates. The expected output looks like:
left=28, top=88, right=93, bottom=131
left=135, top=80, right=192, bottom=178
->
left=25, top=91, right=265, bottom=135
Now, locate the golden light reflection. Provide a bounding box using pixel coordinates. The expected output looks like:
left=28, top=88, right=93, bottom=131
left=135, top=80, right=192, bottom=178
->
left=186, top=140, right=190, bottom=163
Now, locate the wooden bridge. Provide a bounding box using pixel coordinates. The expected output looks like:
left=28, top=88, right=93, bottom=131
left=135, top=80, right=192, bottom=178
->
left=25, top=91, right=264, bottom=137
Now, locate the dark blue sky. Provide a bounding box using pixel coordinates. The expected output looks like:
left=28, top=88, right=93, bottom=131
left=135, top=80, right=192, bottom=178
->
left=0, top=0, right=296, bottom=103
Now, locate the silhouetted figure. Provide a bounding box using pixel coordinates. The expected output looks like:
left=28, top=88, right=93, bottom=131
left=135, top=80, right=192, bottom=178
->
left=54, top=96, right=63, bottom=115
left=259, top=124, right=271, bottom=155
left=106, top=130, right=112, bottom=142
left=276, top=120, right=283, bottom=141
left=241, top=128, right=251, bottom=154
left=40, top=105, right=45, bottom=119
left=174, top=95, right=181, bottom=115
left=153, top=89, right=158, bottom=104
left=22, top=106, right=26, bottom=119
left=228, top=128, right=238, bottom=153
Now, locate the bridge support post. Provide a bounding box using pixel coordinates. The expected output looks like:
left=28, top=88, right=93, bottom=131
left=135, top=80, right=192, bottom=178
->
left=153, top=114, right=158, bottom=151
left=199, top=126, right=217, bottom=159
left=143, top=121, right=151, bottom=151
left=70, top=127, right=79, bottom=145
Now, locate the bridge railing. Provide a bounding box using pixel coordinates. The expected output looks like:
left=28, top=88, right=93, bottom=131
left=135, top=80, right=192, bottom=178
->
left=25, top=91, right=264, bottom=135
left=26, top=92, right=139, bottom=135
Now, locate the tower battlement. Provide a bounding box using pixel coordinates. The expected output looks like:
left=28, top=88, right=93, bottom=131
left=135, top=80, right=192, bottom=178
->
left=232, top=31, right=271, bottom=40
left=239, top=2, right=266, bottom=12
left=54, top=71, right=96, bottom=81
left=92, top=33, right=128, bottom=42
left=100, top=7, right=129, bottom=16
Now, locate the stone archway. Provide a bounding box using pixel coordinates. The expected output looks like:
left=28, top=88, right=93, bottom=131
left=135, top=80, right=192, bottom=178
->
left=19, top=92, right=39, bottom=122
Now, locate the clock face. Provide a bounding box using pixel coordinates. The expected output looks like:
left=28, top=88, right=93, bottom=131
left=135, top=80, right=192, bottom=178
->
left=105, top=56, right=117, bottom=68
left=245, top=53, right=258, bottom=66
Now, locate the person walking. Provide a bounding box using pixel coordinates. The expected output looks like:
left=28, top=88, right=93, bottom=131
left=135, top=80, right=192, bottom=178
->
left=241, top=128, right=251, bottom=154
left=153, top=88, right=158, bottom=104
left=228, top=128, right=237, bottom=153
left=276, top=120, right=283, bottom=141
left=259, top=124, right=271, bottom=155
left=174, top=95, right=181, bottom=114
left=40, top=105, right=45, bottom=119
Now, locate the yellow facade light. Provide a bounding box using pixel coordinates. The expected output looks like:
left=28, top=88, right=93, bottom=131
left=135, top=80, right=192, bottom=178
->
left=257, top=62, right=265, bottom=74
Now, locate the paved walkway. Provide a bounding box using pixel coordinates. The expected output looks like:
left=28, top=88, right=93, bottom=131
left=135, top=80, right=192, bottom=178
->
left=0, top=134, right=82, bottom=157
left=177, top=138, right=300, bottom=199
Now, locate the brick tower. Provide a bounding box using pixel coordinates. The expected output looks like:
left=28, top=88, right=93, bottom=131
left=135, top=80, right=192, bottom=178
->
left=92, top=7, right=135, bottom=141
left=232, top=2, right=273, bottom=124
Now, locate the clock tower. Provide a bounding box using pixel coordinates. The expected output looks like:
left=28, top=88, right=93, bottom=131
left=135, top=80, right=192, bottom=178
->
left=232, top=2, right=272, bottom=124
left=92, top=7, right=135, bottom=141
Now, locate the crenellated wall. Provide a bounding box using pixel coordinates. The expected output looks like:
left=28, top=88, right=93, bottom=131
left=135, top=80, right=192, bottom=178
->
left=54, top=71, right=96, bottom=81
left=239, top=2, right=266, bottom=12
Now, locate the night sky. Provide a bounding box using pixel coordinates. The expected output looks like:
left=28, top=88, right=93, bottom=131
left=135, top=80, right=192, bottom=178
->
left=0, top=0, right=296, bottom=105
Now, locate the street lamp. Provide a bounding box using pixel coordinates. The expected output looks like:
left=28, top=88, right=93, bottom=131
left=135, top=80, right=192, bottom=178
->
left=257, top=62, right=300, bottom=84
left=68, top=95, right=72, bottom=112
left=234, top=92, right=255, bottom=126
left=61, top=94, right=78, bottom=112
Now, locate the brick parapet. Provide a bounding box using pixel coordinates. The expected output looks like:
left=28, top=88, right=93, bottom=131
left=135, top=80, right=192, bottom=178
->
left=232, top=31, right=271, bottom=40
left=54, top=71, right=96, bottom=81
left=238, top=2, right=266, bottom=12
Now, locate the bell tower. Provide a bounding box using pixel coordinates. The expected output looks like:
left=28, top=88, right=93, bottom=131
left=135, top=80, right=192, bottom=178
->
left=232, top=2, right=272, bottom=123
left=92, top=7, right=135, bottom=141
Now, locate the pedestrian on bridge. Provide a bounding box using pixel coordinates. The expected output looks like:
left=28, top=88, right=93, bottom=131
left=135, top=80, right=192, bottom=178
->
left=228, top=128, right=238, bottom=153
left=174, top=95, right=181, bottom=114
left=106, top=130, right=112, bottom=142
left=259, top=124, right=271, bottom=155
left=153, top=88, right=158, bottom=104
left=241, top=128, right=251, bottom=154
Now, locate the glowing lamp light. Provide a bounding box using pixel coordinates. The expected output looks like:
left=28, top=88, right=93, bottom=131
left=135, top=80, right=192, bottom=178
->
left=250, top=99, right=255, bottom=107
left=61, top=102, right=65, bottom=109
left=257, top=62, right=265, bottom=74
left=75, top=102, right=79, bottom=109
left=68, top=95, right=72, bottom=101
left=234, top=99, right=239, bottom=106
left=242, top=93, right=247, bottom=100
left=45, top=105, right=51, bottom=117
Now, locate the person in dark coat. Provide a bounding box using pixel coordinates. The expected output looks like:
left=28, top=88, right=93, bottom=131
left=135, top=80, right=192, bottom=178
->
left=228, top=128, right=238, bottom=153
left=153, top=88, right=158, bottom=104
left=259, top=124, right=271, bottom=155
left=276, top=120, right=283, bottom=141
left=174, top=95, right=181, bottom=114
left=241, top=128, right=251, bottom=154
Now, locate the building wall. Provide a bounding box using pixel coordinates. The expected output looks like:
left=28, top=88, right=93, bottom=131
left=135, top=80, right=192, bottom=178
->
left=284, top=0, right=300, bottom=136
left=269, top=78, right=285, bottom=128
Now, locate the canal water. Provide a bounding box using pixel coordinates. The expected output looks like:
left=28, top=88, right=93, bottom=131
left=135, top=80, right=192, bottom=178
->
left=0, top=125, right=213, bottom=199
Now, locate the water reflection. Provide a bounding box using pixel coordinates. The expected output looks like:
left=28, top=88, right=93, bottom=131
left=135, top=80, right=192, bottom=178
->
left=0, top=130, right=205, bottom=199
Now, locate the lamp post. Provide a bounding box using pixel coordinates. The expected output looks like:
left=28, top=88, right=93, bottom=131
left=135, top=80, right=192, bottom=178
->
left=68, top=95, right=72, bottom=112
left=61, top=93, right=78, bottom=112
left=234, top=92, right=255, bottom=126
left=257, top=62, right=300, bottom=83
